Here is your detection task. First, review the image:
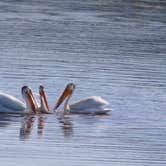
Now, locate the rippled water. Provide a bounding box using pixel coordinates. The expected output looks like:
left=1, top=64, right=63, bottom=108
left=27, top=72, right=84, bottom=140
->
left=0, top=0, right=166, bottom=165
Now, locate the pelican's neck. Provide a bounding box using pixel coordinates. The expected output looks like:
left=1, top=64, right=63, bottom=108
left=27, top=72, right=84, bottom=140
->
left=40, top=95, right=49, bottom=113
left=25, top=100, right=33, bottom=112
left=24, top=96, right=37, bottom=114
left=40, top=97, right=46, bottom=112
left=64, top=95, right=71, bottom=113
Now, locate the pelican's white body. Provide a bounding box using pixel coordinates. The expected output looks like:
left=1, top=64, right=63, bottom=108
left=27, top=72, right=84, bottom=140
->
left=0, top=91, right=26, bottom=113
left=68, top=96, right=111, bottom=114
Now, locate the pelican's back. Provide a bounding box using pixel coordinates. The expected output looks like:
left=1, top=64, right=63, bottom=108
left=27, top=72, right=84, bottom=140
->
left=70, top=96, right=111, bottom=114
left=0, top=92, right=25, bottom=113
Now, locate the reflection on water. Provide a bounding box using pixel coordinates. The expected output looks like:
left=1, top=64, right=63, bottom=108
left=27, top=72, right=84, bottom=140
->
left=0, top=0, right=166, bottom=166
left=59, top=116, right=74, bottom=138
left=19, top=114, right=74, bottom=140
left=20, top=115, right=36, bottom=140
left=0, top=113, right=20, bottom=128
left=37, top=115, right=48, bottom=135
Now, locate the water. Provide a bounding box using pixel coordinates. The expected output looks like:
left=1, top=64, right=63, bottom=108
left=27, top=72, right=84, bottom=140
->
left=0, top=0, right=166, bottom=165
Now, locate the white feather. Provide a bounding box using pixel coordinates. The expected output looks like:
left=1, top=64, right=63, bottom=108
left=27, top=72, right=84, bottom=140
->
left=69, top=96, right=111, bottom=114
left=0, top=91, right=26, bottom=113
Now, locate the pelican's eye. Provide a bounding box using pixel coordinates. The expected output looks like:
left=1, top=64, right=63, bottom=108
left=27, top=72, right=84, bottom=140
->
left=21, top=86, right=29, bottom=95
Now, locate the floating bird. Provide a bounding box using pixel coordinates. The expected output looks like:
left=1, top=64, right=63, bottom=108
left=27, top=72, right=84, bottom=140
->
left=0, top=86, right=37, bottom=114
left=54, top=83, right=111, bottom=115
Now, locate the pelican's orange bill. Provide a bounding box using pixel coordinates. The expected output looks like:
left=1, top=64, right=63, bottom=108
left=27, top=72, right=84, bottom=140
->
left=30, top=90, right=39, bottom=110
left=40, top=88, right=50, bottom=111
left=54, top=87, right=72, bottom=110
left=27, top=90, right=37, bottom=113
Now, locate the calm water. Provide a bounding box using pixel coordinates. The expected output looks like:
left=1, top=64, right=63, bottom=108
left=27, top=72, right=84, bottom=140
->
left=0, top=0, right=166, bottom=165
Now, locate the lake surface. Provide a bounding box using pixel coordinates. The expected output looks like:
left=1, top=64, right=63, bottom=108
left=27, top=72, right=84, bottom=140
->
left=0, top=0, right=166, bottom=165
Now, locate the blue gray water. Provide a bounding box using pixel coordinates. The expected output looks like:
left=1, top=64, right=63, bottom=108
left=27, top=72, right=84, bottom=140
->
left=0, top=0, right=166, bottom=165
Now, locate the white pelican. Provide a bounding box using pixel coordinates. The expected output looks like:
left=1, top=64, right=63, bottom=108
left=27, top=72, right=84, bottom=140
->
left=53, top=83, right=111, bottom=115
left=0, top=86, right=38, bottom=114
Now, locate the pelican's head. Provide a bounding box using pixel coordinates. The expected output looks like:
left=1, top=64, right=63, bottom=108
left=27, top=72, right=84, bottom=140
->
left=39, top=85, right=50, bottom=113
left=54, top=83, right=76, bottom=110
left=21, top=86, right=38, bottom=113
left=66, top=83, right=76, bottom=91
